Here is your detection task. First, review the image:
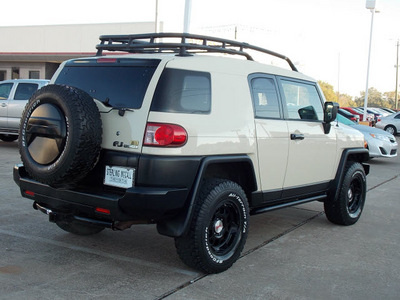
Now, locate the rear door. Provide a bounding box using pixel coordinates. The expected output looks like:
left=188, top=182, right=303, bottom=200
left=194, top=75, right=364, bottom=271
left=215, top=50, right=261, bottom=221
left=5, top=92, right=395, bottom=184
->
left=7, top=82, right=40, bottom=130
left=277, top=77, right=337, bottom=194
left=0, top=82, right=14, bottom=130
left=249, top=74, right=289, bottom=203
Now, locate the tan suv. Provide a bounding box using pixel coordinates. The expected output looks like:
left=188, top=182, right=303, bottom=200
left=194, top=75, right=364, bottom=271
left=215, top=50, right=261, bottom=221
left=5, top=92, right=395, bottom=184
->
left=13, top=33, right=369, bottom=273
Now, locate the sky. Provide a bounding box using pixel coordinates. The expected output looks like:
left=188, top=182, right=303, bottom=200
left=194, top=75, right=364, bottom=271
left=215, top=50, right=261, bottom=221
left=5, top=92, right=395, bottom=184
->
left=1, top=0, right=399, bottom=98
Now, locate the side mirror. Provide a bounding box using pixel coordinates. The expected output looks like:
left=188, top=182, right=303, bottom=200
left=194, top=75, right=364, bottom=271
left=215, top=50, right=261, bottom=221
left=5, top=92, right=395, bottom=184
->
left=323, top=102, right=339, bottom=134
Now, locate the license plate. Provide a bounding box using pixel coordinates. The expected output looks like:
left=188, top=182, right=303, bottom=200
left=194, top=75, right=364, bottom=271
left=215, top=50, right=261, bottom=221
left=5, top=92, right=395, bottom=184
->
left=104, top=166, right=135, bottom=189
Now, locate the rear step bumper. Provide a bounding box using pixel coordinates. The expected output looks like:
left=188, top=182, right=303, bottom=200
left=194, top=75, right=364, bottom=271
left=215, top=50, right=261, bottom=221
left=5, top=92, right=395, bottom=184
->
left=14, top=164, right=189, bottom=222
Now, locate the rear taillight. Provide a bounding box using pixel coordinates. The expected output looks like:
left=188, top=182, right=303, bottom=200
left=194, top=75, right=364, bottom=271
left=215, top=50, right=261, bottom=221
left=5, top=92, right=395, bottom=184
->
left=144, top=123, right=187, bottom=147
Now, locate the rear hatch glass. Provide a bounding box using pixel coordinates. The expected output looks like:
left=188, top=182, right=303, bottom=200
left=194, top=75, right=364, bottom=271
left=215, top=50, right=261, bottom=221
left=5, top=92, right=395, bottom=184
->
left=55, top=58, right=160, bottom=109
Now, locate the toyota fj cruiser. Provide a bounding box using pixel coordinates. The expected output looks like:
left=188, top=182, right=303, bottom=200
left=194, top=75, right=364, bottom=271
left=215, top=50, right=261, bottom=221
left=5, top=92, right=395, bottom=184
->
left=13, top=33, right=369, bottom=274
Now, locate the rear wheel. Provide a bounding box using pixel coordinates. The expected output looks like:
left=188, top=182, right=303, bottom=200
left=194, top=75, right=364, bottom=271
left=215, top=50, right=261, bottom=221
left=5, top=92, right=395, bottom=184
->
left=324, top=162, right=366, bottom=225
left=0, top=134, right=18, bottom=142
left=175, top=179, right=249, bottom=273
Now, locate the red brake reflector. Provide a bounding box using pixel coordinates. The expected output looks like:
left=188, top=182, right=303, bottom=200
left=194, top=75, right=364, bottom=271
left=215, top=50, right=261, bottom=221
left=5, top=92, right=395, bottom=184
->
left=95, top=207, right=111, bottom=214
left=96, top=58, right=117, bottom=63
left=24, top=190, right=35, bottom=197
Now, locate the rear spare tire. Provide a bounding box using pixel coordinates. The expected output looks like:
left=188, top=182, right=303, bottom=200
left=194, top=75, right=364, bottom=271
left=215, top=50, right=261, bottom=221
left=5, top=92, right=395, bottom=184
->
left=18, top=84, right=102, bottom=186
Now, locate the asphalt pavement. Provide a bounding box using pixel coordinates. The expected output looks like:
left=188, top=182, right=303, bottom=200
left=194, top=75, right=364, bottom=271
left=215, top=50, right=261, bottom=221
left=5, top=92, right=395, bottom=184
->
left=0, top=138, right=399, bottom=300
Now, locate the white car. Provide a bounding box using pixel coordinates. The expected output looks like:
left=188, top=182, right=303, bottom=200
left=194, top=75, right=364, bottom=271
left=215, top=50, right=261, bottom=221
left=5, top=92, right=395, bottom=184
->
left=375, top=111, right=400, bottom=135
left=338, top=114, right=397, bottom=158
left=0, top=79, right=49, bottom=141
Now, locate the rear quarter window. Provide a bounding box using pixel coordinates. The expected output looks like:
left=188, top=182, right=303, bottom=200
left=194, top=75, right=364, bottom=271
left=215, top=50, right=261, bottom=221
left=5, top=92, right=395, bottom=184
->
left=151, top=69, right=211, bottom=114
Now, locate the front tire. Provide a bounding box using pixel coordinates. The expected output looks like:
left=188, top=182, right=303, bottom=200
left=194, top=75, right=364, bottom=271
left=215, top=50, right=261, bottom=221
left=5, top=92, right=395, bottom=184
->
left=175, top=179, right=249, bottom=273
left=384, top=125, right=397, bottom=135
left=324, top=162, right=367, bottom=225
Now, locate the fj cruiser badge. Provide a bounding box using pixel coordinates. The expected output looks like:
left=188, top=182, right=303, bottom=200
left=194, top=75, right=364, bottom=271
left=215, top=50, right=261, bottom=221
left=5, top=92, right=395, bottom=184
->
left=112, top=140, right=139, bottom=149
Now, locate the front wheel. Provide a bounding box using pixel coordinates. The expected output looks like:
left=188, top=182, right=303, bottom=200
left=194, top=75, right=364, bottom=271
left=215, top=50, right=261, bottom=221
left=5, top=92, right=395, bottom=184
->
left=175, top=179, right=249, bottom=273
left=384, top=125, right=397, bottom=135
left=324, top=162, right=367, bottom=225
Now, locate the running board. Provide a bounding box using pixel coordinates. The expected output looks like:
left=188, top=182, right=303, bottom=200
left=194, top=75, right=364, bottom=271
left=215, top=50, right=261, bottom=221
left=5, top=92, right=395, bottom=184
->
left=250, top=194, right=327, bottom=215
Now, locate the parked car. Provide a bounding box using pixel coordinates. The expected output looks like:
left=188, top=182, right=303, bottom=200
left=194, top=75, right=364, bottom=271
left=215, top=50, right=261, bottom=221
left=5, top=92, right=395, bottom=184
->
left=337, top=114, right=397, bottom=158
left=380, top=107, right=396, bottom=114
left=0, top=79, right=49, bottom=141
left=13, top=33, right=369, bottom=274
left=338, top=108, right=358, bottom=122
left=341, top=107, right=365, bottom=121
left=352, top=107, right=375, bottom=122
left=375, top=111, right=400, bottom=135
left=357, top=107, right=382, bottom=123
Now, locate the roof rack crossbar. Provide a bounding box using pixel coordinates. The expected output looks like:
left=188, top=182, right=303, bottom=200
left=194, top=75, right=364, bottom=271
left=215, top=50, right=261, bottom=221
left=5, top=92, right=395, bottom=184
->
left=95, top=32, right=298, bottom=72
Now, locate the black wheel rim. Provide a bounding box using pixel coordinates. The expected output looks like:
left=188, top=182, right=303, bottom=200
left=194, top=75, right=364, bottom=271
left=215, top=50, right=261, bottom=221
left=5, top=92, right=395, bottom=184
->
left=347, top=175, right=363, bottom=216
left=25, top=103, right=67, bottom=165
left=207, top=199, right=242, bottom=259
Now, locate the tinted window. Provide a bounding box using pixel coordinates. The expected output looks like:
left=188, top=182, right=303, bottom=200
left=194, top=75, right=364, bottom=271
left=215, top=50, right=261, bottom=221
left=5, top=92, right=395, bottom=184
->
left=151, top=69, right=211, bottom=114
left=250, top=77, right=281, bottom=119
left=0, top=83, right=13, bottom=100
left=280, top=80, right=323, bottom=121
left=14, top=83, right=39, bottom=100
left=55, top=59, right=159, bottom=109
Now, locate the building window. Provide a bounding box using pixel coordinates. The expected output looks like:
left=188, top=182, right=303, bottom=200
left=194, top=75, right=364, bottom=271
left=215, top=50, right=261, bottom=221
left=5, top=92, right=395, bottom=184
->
left=0, top=71, right=6, bottom=81
left=12, top=67, right=20, bottom=79
left=29, top=71, right=40, bottom=79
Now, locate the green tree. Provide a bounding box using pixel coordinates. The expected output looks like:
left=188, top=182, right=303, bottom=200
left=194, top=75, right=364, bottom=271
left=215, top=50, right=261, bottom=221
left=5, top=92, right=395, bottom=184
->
left=318, top=81, right=338, bottom=102
left=355, top=87, right=389, bottom=108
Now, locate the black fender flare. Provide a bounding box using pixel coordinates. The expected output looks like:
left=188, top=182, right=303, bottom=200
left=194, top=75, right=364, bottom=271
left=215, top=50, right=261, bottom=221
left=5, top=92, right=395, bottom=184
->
left=156, top=155, right=257, bottom=237
left=328, top=148, right=369, bottom=202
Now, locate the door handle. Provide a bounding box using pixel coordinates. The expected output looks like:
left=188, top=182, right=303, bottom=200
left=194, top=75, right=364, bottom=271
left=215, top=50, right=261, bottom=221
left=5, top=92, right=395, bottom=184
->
left=1, top=103, right=6, bottom=107
left=290, top=133, right=305, bottom=140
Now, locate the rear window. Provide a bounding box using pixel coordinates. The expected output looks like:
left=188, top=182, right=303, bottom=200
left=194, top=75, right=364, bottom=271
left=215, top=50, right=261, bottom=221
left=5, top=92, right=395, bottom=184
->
left=55, top=59, right=159, bottom=109
left=151, top=68, right=211, bottom=114
left=14, top=83, right=39, bottom=100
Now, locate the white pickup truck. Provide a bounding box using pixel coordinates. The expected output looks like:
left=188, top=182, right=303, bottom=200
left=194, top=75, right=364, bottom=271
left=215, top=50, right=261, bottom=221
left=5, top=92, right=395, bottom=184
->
left=0, top=79, right=49, bottom=142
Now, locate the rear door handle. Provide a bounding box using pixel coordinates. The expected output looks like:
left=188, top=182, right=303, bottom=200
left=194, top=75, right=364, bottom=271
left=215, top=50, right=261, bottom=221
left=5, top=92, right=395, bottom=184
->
left=1, top=103, right=6, bottom=107
left=290, top=133, right=304, bottom=140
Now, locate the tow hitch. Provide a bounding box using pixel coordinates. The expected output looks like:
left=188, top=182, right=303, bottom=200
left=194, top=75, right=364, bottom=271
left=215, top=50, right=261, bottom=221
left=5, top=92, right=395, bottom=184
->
left=32, top=202, right=113, bottom=228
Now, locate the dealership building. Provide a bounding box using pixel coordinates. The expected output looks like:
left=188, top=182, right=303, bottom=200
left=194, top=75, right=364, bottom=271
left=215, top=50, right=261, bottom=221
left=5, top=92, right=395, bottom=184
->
left=0, top=22, right=157, bottom=81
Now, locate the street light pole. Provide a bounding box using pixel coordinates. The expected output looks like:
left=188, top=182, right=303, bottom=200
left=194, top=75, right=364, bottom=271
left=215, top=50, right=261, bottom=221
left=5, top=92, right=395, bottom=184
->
left=396, top=40, right=399, bottom=110
left=183, top=0, right=193, bottom=33
left=363, top=1, right=378, bottom=122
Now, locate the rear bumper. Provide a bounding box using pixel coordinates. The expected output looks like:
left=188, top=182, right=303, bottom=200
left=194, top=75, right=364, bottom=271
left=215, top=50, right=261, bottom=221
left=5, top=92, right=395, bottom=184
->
left=14, top=164, right=188, bottom=222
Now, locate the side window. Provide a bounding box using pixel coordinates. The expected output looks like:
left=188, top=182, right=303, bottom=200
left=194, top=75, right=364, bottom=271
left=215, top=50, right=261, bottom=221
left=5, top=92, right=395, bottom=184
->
left=0, top=83, right=13, bottom=100
left=14, top=83, right=39, bottom=100
left=250, top=77, right=281, bottom=119
left=394, top=114, right=400, bottom=120
left=151, top=69, right=211, bottom=114
left=280, top=79, right=323, bottom=121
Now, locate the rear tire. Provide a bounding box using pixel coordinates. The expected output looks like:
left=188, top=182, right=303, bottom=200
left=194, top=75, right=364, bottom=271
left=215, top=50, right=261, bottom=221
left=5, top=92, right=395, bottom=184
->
left=324, top=162, right=366, bottom=225
left=0, top=134, right=18, bottom=142
left=56, top=220, right=105, bottom=236
left=175, top=179, right=249, bottom=273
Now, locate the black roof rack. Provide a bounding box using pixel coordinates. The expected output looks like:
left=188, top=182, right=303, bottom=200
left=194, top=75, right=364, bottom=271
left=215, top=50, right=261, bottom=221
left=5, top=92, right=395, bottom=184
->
left=95, top=32, right=298, bottom=72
